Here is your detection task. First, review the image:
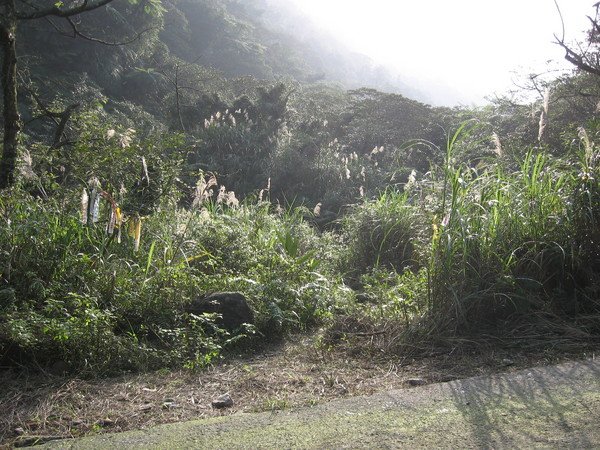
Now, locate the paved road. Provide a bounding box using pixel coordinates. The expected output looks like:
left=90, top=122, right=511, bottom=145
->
left=35, top=358, right=600, bottom=449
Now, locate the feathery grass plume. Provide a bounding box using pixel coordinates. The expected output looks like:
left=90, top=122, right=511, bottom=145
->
left=119, top=128, right=136, bottom=148
left=313, top=202, right=322, bottom=217
left=578, top=127, right=596, bottom=181
left=259, top=177, right=271, bottom=202
left=133, top=216, right=142, bottom=252
left=578, top=127, right=593, bottom=161
left=100, top=191, right=119, bottom=236
left=359, top=186, right=365, bottom=197
left=216, top=185, right=227, bottom=204
left=80, top=189, right=89, bottom=224
left=117, top=184, right=126, bottom=243
left=192, top=173, right=218, bottom=208
left=370, top=146, right=384, bottom=156
left=226, top=191, right=239, bottom=208
left=140, top=157, right=150, bottom=186
left=19, top=150, right=37, bottom=180
left=538, top=88, right=550, bottom=143
left=216, top=186, right=238, bottom=208
left=404, top=170, right=417, bottom=193
left=492, top=132, right=503, bottom=157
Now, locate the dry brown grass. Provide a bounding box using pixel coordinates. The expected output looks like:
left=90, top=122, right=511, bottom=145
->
left=1, top=332, right=597, bottom=447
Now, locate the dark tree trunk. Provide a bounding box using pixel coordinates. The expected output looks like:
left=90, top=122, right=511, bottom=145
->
left=0, top=0, right=20, bottom=189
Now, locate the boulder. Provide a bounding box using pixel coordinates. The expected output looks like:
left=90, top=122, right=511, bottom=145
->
left=187, top=292, right=254, bottom=331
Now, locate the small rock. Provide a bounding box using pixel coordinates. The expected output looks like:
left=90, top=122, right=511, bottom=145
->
left=406, top=378, right=427, bottom=387
left=501, top=358, right=515, bottom=367
left=212, top=393, right=234, bottom=409
left=162, top=402, right=179, bottom=409
left=96, top=419, right=115, bottom=427
left=14, top=427, right=25, bottom=436
left=139, top=404, right=153, bottom=412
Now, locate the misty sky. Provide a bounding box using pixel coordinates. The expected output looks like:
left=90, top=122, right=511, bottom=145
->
left=287, top=0, right=593, bottom=105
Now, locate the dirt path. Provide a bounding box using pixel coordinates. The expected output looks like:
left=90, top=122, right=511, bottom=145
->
left=31, top=357, right=600, bottom=449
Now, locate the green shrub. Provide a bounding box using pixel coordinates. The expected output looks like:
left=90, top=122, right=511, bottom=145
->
left=340, top=189, right=426, bottom=284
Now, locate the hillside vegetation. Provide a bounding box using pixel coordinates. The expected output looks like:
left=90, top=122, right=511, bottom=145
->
left=1, top=0, right=600, bottom=376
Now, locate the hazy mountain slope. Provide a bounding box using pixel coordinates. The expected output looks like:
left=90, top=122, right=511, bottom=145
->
left=158, top=0, right=429, bottom=101
left=17, top=0, right=434, bottom=137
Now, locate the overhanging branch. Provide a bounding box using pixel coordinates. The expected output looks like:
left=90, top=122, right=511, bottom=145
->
left=17, top=0, right=114, bottom=20
left=64, top=16, right=156, bottom=46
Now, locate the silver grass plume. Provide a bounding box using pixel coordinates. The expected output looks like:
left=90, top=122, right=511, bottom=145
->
left=538, top=88, right=550, bottom=143
left=492, top=133, right=503, bottom=157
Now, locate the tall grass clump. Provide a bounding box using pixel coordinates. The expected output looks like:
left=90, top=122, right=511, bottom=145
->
left=341, top=189, right=427, bottom=284
left=424, top=123, right=600, bottom=338
left=337, top=121, right=600, bottom=348
left=335, top=186, right=429, bottom=334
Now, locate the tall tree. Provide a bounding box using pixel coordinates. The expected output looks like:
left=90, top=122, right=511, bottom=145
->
left=0, top=0, right=156, bottom=188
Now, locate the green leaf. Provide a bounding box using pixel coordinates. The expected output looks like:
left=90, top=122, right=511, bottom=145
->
left=145, top=240, right=156, bottom=276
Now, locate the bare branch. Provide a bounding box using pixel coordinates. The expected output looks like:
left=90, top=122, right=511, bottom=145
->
left=51, top=103, right=80, bottom=148
left=17, top=0, right=114, bottom=20
left=555, top=36, right=600, bottom=77
left=44, top=16, right=70, bottom=36
left=587, top=15, right=600, bottom=36
left=20, top=81, right=80, bottom=147
left=554, top=0, right=565, bottom=44
left=42, top=13, right=155, bottom=46
left=63, top=16, right=156, bottom=46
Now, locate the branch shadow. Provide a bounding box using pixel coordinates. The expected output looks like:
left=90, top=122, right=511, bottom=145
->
left=446, top=359, right=600, bottom=448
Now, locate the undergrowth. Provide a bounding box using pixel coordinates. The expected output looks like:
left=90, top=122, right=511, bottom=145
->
left=2, top=118, right=600, bottom=376
left=338, top=122, right=600, bottom=352
left=0, top=189, right=349, bottom=375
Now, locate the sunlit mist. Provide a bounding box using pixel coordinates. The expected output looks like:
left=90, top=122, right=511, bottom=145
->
left=284, top=0, right=592, bottom=105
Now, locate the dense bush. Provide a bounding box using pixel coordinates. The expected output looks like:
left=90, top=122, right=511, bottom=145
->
left=0, top=187, right=349, bottom=374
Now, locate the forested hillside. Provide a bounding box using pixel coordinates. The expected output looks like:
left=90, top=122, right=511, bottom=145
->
left=2, top=0, right=600, bottom=412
